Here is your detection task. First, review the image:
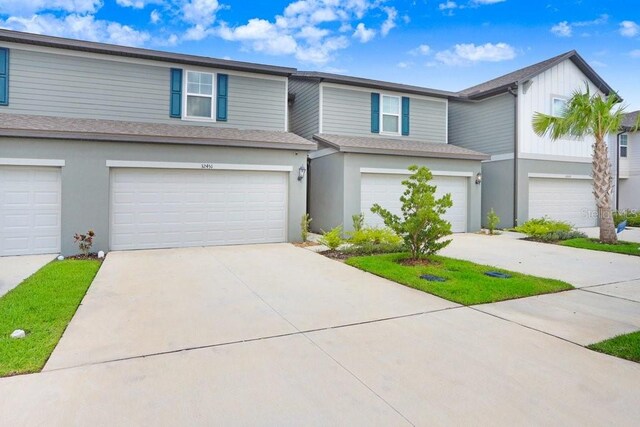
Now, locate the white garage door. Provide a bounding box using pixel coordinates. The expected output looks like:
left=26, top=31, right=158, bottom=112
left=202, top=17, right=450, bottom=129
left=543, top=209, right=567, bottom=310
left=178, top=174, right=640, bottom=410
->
left=360, top=173, right=468, bottom=232
left=0, top=166, right=61, bottom=256
left=110, top=168, right=288, bottom=250
left=528, top=178, right=597, bottom=227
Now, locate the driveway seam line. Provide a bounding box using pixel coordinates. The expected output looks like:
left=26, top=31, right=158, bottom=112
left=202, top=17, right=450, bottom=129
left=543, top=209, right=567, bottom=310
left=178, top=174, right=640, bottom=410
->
left=580, top=277, right=640, bottom=289
left=578, top=288, right=640, bottom=305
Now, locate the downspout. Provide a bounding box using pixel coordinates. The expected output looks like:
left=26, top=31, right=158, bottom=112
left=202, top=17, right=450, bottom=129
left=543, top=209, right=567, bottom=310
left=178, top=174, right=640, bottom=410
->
left=508, top=84, right=518, bottom=226
left=615, top=130, right=624, bottom=211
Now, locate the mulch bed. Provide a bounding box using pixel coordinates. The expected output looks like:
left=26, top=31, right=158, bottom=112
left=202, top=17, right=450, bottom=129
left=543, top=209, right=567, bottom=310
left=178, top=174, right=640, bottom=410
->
left=398, top=258, right=437, bottom=267
left=65, top=253, right=104, bottom=261
left=292, top=241, right=320, bottom=248
left=320, top=250, right=352, bottom=260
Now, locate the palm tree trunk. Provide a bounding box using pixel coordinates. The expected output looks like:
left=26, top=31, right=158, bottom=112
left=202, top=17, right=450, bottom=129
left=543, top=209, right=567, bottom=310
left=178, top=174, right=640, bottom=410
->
left=592, top=137, right=617, bottom=244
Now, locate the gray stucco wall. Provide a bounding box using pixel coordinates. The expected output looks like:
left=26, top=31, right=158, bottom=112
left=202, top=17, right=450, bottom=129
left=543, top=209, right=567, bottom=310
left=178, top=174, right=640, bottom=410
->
left=3, top=47, right=286, bottom=131
left=516, top=159, right=592, bottom=225
left=449, top=94, right=515, bottom=155
left=321, top=86, right=447, bottom=143
left=308, top=153, right=344, bottom=233
left=288, top=78, right=319, bottom=139
left=1, top=138, right=309, bottom=255
left=310, top=152, right=482, bottom=233
left=619, top=176, right=640, bottom=211
left=480, top=159, right=515, bottom=228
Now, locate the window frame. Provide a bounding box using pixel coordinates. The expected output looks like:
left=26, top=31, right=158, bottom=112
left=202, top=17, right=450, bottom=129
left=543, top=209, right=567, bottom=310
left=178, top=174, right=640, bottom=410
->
left=620, top=134, right=628, bottom=158
left=551, top=96, right=568, bottom=118
left=380, top=94, right=402, bottom=136
left=183, top=69, right=216, bottom=122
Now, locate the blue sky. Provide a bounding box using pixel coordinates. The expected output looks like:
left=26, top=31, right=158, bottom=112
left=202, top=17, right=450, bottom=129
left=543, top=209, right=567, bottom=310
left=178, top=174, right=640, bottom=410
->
left=1, top=0, right=639, bottom=109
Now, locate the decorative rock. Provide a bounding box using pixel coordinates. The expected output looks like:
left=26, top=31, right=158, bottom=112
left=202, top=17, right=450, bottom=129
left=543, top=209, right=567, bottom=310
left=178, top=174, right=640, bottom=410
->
left=10, top=329, right=26, bottom=339
left=97, top=251, right=105, bottom=259
left=57, top=255, right=64, bottom=261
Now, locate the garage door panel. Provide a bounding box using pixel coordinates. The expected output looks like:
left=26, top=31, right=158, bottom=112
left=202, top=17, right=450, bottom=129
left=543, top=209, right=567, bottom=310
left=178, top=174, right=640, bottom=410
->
left=0, top=166, right=61, bottom=256
left=360, top=173, right=468, bottom=233
left=528, top=178, right=597, bottom=227
left=110, top=168, right=288, bottom=250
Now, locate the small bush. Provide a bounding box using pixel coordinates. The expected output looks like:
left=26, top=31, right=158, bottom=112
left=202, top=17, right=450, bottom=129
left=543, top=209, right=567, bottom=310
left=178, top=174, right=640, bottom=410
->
left=319, top=225, right=343, bottom=250
left=300, top=213, right=312, bottom=242
left=352, top=213, right=365, bottom=232
left=531, top=230, right=587, bottom=242
left=487, top=209, right=500, bottom=235
left=614, top=210, right=640, bottom=227
left=514, top=217, right=573, bottom=237
left=73, top=230, right=95, bottom=256
left=348, top=227, right=403, bottom=246
left=340, top=242, right=405, bottom=256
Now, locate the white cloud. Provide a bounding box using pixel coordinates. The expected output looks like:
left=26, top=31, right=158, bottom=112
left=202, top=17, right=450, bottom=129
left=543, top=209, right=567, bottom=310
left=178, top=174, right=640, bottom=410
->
left=297, top=25, right=330, bottom=41
left=353, top=22, right=375, bottom=42
left=150, top=9, right=160, bottom=24
left=397, top=61, right=412, bottom=68
left=380, top=6, right=397, bottom=36
left=0, top=14, right=150, bottom=47
left=115, top=0, right=161, bottom=9
left=630, top=49, right=640, bottom=58
left=620, top=20, right=639, bottom=37
left=471, top=0, right=505, bottom=4
left=0, top=0, right=102, bottom=15
left=439, top=1, right=457, bottom=11
left=409, top=44, right=431, bottom=56
left=182, top=0, right=221, bottom=27
left=435, top=42, right=516, bottom=65
left=218, top=19, right=298, bottom=55
left=551, top=21, right=572, bottom=37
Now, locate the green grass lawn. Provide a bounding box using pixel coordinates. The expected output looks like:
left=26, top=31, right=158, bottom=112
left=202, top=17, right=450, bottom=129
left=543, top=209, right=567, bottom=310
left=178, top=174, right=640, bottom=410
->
left=0, top=259, right=101, bottom=377
left=346, top=253, right=573, bottom=305
left=588, top=331, right=640, bottom=363
left=560, top=238, right=640, bottom=257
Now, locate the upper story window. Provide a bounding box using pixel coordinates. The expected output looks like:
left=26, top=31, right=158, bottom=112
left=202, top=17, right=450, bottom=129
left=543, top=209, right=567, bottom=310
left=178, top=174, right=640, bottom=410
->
left=551, top=97, right=567, bottom=117
left=381, top=95, right=401, bottom=134
left=185, top=71, right=214, bottom=120
left=620, top=134, right=628, bottom=158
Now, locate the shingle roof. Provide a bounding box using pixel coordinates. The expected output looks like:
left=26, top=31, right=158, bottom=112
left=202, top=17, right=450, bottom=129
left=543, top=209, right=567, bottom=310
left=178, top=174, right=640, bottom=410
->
left=459, top=50, right=615, bottom=99
left=622, top=111, right=640, bottom=131
left=313, top=134, right=488, bottom=160
left=292, top=71, right=456, bottom=99
left=0, top=113, right=316, bottom=150
left=0, top=29, right=295, bottom=76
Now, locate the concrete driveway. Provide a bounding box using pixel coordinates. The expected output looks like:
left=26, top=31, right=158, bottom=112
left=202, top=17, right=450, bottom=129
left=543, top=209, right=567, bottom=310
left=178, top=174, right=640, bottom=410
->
left=1, top=243, right=640, bottom=425
left=0, top=254, right=56, bottom=297
left=582, top=226, right=640, bottom=243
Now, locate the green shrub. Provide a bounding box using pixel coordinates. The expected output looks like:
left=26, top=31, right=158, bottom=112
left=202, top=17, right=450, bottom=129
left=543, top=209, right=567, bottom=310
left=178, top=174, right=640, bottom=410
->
left=614, top=210, right=640, bottom=227
left=371, top=165, right=453, bottom=260
left=487, top=208, right=500, bottom=235
left=531, top=230, right=587, bottom=242
left=300, top=213, right=312, bottom=242
left=340, top=242, right=405, bottom=256
left=514, top=217, right=573, bottom=237
left=352, top=213, right=365, bottom=232
left=319, top=225, right=343, bottom=250
left=348, top=227, right=403, bottom=246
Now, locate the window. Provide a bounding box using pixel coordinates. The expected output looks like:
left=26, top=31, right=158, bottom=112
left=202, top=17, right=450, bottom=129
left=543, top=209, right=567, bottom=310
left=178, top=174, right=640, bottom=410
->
left=620, top=134, right=628, bottom=158
left=185, top=71, right=214, bottom=119
left=551, top=97, right=567, bottom=117
left=381, top=95, right=400, bottom=134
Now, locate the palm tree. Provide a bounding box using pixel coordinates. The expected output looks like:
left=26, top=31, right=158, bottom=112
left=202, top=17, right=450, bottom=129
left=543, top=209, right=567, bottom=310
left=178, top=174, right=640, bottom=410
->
left=532, top=85, right=639, bottom=244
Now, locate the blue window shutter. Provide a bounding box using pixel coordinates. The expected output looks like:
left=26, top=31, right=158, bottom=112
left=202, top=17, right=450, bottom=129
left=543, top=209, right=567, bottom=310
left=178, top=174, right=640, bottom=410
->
left=216, top=73, right=228, bottom=121
left=0, top=48, right=8, bottom=106
left=169, top=68, right=182, bottom=118
left=401, top=96, right=410, bottom=136
left=371, top=93, right=380, bottom=133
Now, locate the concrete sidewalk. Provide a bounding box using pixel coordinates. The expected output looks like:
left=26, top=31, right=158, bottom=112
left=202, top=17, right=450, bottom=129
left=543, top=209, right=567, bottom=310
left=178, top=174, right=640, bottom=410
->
left=0, top=254, right=56, bottom=297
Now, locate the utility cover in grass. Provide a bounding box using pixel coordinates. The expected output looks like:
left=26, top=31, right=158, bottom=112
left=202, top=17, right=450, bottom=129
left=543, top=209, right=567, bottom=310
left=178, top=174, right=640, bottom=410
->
left=484, top=271, right=512, bottom=279
left=420, top=274, right=447, bottom=282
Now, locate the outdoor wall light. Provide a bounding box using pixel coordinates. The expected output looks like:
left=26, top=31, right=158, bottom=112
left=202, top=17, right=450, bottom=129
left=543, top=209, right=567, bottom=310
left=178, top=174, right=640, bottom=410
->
left=298, top=165, right=307, bottom=181
left=475, top=172, right=482, bottom=185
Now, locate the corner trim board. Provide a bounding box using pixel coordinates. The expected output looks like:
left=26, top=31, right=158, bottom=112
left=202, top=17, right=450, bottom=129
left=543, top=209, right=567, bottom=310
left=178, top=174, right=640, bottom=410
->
left=360, top=167, right=473, bottom=177
left=0, top=158, right=65, bottom=166
left=106, top=160, right=293, bottom=172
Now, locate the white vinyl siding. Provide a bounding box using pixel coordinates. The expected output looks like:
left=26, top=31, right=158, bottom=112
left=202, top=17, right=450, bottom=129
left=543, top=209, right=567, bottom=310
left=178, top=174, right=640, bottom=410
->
left=528, top=177, right=597, bottom=227
left=110, top=168, right=288, bottom=250
left=360, top=173, right=468, bottom=232
left=0, top=166, right=61, bottom=256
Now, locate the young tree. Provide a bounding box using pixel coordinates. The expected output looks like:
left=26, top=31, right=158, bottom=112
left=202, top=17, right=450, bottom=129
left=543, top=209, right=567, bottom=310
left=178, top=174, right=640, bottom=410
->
left=371, top=165, right=453, bottom=260
left=532, top=85, right=640, bottom=244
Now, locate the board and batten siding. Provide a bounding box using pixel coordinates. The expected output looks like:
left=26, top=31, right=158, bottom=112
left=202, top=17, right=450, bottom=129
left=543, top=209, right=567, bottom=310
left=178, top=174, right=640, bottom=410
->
left=321, top=85, right=447, bottom=143
left=448, top=94, right=515, bottom=155
left=4, top=48, right=286, bottom=131
left=288, top=78, right=320, bottom=139
left=518, top=58, right=598, bottom=158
